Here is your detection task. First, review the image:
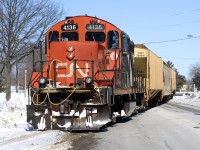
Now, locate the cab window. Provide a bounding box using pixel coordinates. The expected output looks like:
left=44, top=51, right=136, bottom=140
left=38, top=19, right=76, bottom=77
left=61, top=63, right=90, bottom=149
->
left=108, top=31, right=119, bottom=49
left=49, top=31, right=59, bottom=42
left=61, top=32, right=78, bottom=41
left=85, top=32, right=105, bottom=42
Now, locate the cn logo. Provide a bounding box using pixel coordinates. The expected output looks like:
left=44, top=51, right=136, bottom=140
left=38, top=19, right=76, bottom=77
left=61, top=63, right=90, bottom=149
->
left=110, top=52, right=118, bottom=60
left=56, top=63, right=89, bottom=78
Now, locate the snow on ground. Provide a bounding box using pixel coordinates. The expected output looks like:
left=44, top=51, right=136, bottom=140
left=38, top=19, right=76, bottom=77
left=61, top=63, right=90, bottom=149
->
left=171, top=92, right=200, bottom=107
left=0, top=92, right=72, bottom=150
left=0, top=92, right=27, bottom=129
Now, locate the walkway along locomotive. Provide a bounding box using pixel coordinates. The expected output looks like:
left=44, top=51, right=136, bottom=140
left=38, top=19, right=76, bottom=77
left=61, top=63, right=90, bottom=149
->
left=27, top=15, right=176, bottom=131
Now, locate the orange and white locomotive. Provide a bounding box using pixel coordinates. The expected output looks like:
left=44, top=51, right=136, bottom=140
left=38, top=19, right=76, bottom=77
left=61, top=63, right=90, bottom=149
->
left=27, top=15, right=146, bottom=130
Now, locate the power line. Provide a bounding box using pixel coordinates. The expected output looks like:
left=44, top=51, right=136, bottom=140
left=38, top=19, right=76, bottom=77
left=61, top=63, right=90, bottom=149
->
left=144, top=8, right=200, bottom=22
left=133, top=18, right=200, bottom=31
left=164, top=8, right=200, bottom=18
left=132, top=8, right=200, bottom=31
left=142, top=35, right=200, bottom=44
left=161, top=56, right=200, bottom=61
left=168, top=19, right=200, bottom=27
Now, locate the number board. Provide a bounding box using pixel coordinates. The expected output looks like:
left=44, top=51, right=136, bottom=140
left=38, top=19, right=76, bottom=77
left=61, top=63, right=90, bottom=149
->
left=61, top=24, right=78, bottom=31
left=86, top=24, right=105, bottom=30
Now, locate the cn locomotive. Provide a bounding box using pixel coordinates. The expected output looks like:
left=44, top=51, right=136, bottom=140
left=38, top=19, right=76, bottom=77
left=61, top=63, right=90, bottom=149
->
left=27, top=15, right=176, bottom=131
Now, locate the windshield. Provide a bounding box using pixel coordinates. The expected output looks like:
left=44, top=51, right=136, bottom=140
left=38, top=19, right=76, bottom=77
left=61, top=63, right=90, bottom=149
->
left=49, top=31, right=59, bottom=42
left=85, top=32, right=105, bottom=42
left=61, top=32, right=78, bottom=41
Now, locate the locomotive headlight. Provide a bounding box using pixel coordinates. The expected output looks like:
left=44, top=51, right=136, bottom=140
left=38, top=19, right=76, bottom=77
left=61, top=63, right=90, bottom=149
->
left=67, top=46, right=74, bottom=52
left=85, top=77, right=93, bottom=87
left=86, top=77, right=92, bottom=84
left=67, top=52, right=74, bottom=59
left=39, top=77, right=47, bottom=86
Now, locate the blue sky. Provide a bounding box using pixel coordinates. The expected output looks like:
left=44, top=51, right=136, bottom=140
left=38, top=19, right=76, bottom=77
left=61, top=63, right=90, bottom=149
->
left=60, top=0, right=200, bottom=79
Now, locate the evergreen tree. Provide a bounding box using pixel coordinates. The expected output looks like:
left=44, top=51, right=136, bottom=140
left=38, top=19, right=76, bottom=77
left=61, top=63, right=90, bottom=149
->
left=176, top=73, right=186, bottom=90
left=166, top=60, right=174, bottom=69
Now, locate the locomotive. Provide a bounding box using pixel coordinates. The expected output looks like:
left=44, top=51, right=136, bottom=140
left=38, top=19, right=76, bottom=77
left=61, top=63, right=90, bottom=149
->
left=27, top=15, right=175, bottom=131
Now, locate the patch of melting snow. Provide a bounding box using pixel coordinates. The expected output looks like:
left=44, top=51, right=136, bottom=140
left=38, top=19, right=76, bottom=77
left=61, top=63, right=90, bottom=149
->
left=86, top=116, right=93, bottom=127
left=93, top=120, right=110, bottom=125
left=113, top=112, right=120, bottom=117
left=80, top=109, right=86, bottom=119
left=121, top=109, right=127, bottom=117
left=37, top=116, right=46, bottom=130
left=57, top=122, right=71, bottom=128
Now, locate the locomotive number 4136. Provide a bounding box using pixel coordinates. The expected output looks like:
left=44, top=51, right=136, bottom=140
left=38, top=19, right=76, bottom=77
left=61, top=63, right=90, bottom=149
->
left=86, top=24, right=105, bottom=30
left=61, top=24, right=78, bottom=31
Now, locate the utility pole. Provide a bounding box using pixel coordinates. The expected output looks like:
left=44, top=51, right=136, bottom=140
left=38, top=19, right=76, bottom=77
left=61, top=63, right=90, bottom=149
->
left=24, top=70, right=27, bottom=97
left=16, top=62, right=19, bottom=93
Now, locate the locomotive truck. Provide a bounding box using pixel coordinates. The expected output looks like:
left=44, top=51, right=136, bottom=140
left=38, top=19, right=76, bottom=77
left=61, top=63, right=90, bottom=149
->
left=27, top=15, right=176, bottom=131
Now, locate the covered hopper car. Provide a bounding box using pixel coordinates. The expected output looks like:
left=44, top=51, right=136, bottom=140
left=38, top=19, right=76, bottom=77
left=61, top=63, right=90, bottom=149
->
left=134, top=44, right=176, bottom=107
left=27, top=16, right=176, bottom=131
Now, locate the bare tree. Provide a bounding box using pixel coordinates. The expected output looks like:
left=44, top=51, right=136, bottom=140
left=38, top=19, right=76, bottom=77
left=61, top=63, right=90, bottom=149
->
left=0, top=0, right=62, bottom=100
left=189, top=62, right=200, bottom=89
left=189, top=62, right=200, bottom=79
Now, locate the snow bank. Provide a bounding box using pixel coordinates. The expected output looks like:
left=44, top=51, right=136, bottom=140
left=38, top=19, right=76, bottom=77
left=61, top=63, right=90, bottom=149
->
left=0, top=93, right=28, bottom=128
left=171, top=92, right=200, bottom=107
left=0, top=93, right=72, bottom=150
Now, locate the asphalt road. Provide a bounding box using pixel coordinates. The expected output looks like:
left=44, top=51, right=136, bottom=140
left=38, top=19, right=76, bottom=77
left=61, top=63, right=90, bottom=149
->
left=70, top=101, right=200, bottom=150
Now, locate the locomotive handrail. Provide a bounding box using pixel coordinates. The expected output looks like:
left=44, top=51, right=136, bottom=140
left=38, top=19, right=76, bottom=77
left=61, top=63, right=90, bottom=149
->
left=29, top=71, right=40, bottom=87
left=33, top=60, right=51, bottom=71
left=94, top=67, right=113, bottom=86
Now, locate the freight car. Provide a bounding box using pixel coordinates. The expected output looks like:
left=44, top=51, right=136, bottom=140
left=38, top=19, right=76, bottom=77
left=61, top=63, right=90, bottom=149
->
left=134, top=44, right=176, bottom=107
left=27, top=15, right=175, bottom=131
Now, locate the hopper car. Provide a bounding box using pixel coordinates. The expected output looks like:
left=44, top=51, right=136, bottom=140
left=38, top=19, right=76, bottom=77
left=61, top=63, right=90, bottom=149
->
left=134, top=44, right=176, bottom=107
left=27, top=15, right=176, bottom=131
